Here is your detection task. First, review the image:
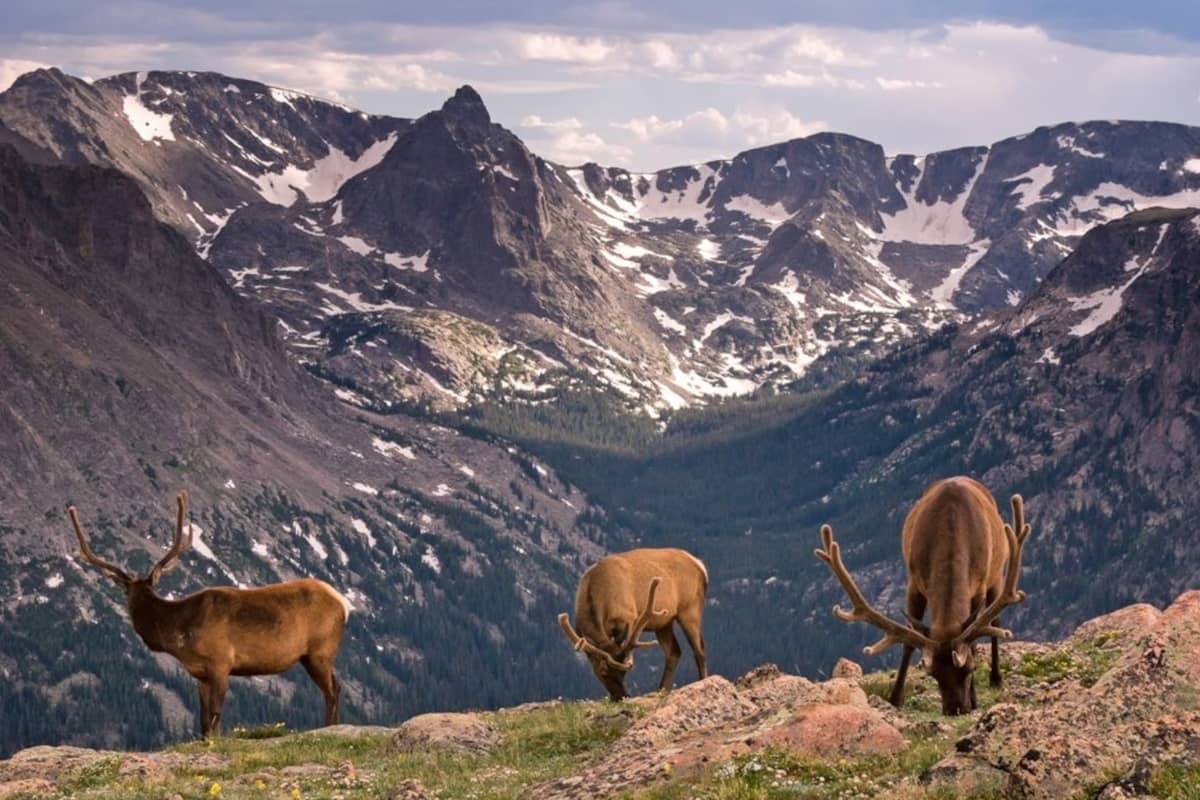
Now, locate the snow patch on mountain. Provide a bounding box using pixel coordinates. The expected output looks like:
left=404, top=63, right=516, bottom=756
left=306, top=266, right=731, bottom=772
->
left=882, top=153, right=987, bottom=244
left=1068, top=224, right=1166, bottom=337
left=635, top=165, right=718, bottom=224
left=724, top=194, right=790, bottom=227
left=253, top=133, right=397, bottom=206
left=931, top=240, right=991, bottom=307
left=1008, top=164, right=1057, bottom=209
left=122, top=75, right=176, bottom=143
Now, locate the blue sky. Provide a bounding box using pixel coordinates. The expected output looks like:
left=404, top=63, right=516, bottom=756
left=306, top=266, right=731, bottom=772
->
left=3, top=1, right=1199, bottom=169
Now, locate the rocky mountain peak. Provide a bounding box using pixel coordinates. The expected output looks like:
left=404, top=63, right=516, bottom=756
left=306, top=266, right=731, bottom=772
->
left=440, top=84, right=491, bottom=127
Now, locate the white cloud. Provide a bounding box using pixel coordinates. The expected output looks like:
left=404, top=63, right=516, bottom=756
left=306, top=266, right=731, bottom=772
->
left=875, top=77, right=945, bottom=90
left=521, top=114, right=584, bottom=130
left=523, top=126, right=632, bottom=165
left=731, top=108, right=827, bottom=144
left=3, top=19, right=1199, bottom=170
left=612, top=106, right=825, bottom=150
left=514, top=33, right=613, bottom=64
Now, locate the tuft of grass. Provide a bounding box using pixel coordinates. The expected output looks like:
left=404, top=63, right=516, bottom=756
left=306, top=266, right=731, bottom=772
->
left=229, top=722, right=289, bottom=740
left=1017, top=635, right=1119, bottom=688
left=1147, top=762, right=1200, bottom=799
left=58, top=756, right=123, bottom=793
left=26, top=700, right=640, bottom=800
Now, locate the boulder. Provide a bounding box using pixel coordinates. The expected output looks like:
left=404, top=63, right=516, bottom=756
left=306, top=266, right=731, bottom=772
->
left=921, top=753, right=1009, bottom=796
left=753, top=704, right=906, bottom=757
left=390, top=712, right=500, bottom=757
left=384, top=779, right=436, bottom=800
left=832, top=657, right=864, bottom=680
left=0, top=778, right=52, bottom=798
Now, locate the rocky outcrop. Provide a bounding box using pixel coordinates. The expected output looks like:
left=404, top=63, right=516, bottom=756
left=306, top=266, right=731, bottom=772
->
left=389, top=712, right=500, bottom=757
left=928, top=591, right=1200, bottom=798
left=537, top=666, right=903, bottom=799
left=5, top=594, right=1200, bottom=798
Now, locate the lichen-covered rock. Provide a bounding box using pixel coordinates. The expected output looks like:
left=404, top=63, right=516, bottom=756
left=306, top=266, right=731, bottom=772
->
left=384, top=778, right=436, bottom=800
left=534, top=669, right=901, bottom=799
left=390, top=712, right=500, bottom=756
left=0, top=778, right=52, bottom=799
left=832, top=657, right=864, bottom=681
left=952, top=591, right=1200, bottom=798
left=921, top=752, right=1009, bottom=796
left=752, top=703, right=905, bottom=757
left=0, top=745, right=231, bottom=785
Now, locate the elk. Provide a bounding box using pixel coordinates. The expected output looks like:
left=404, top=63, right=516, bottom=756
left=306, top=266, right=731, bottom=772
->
left=815, top=477, right=1030, bottom=715
left=68, top=491, right=351, bottom=737
left=558, top=548, right=708, bottom=700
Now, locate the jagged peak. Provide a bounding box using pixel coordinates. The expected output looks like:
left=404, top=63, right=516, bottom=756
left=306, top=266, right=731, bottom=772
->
left=7, top=67, right=75, bottom=93
left=440, top=85, right=490, bottom=126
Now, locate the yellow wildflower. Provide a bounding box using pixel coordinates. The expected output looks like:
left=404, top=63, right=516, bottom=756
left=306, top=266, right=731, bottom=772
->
left=209, top=782, right=222, bottom=796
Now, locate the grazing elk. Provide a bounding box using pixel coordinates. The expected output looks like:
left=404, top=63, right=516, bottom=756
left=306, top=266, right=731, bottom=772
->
left=815, top=477, right=1030, bottom=715
left=69, top=491, right=351, bottom=737
left=558, top=548, right=708, bottom=700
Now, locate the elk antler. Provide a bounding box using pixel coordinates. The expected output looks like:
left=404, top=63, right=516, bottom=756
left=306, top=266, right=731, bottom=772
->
left=815, top=524, right=936, bottom=655
left=68, top=505, right=133, bottom=586
left=954, top=494, right=1031, bottom=647
left=148, top=491, right=193, bottom=585
left=619, top=576, right=667, bottom=652
left=557, top=614, right=635, bottom=672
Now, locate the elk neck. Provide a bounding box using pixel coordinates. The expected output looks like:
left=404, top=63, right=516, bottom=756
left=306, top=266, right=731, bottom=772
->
left=126, top=585, right=193, bottom=655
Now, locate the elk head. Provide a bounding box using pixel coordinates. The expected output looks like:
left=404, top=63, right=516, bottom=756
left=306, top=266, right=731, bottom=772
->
left=68, top=491, right=193, bottom=604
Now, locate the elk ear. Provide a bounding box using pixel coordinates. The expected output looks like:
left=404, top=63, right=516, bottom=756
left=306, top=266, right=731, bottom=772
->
left=951, top=643, right=971, bottom=668
left=919, top=651, right=933, bottom=671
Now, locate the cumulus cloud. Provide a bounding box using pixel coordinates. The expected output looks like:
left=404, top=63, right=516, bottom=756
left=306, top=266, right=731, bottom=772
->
left=2, top=16, right=1198, bottom=169
left=874, top=77, right=945, bottom=90
left=514, top=33, right=614, bottom=64
left=521, top=115, right=584, bottom=130
left=613, top=106, right=825, bottom=149
left=524, top=127, right=632, bottom=165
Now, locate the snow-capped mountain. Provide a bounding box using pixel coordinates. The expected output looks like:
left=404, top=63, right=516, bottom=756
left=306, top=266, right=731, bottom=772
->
left=5, top=69, right=1200, bottom=414
left=0, top=68, right=406, bottom=256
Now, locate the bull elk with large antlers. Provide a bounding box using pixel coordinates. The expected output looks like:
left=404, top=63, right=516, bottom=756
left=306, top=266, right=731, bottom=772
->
left=68, top=491, right=351, bottom=737
left=558, top=548, right=708, bottom=700
left=815, top=477, right=1031, bottom=715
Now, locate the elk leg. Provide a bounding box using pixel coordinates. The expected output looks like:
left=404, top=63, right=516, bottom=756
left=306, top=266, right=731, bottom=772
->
left=989, top=614, right=1003, bottom=688
left=195, top=679, right=213, bottom=738
left=207, top=673, right=229, bottom=737
left=969, top=671, right=978, bottom=710
left=300, top=654, right=340, bottom=726
left=677, top=610, right=707, bottom=680
left=890, top=588, right=927, bottom=708
left=888, top=646, right=915, bottom=708
left=656, top=626, right=682, bottom=692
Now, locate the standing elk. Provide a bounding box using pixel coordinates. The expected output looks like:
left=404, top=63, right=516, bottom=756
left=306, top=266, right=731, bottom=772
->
left=68, top=491, right=352, bottom=737
left=815, top=477, right=1030, bottom=715
left=558, top=548, right=708, bottom=700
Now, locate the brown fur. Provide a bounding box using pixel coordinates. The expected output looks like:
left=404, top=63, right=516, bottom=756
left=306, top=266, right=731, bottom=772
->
left=894, top=477, right=1011, bottom=714
left=70, top=494, right=349, bottom=737
left=563, top=548, right=708, bottom=700
left=816, top=476, right=1029, bottom=716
